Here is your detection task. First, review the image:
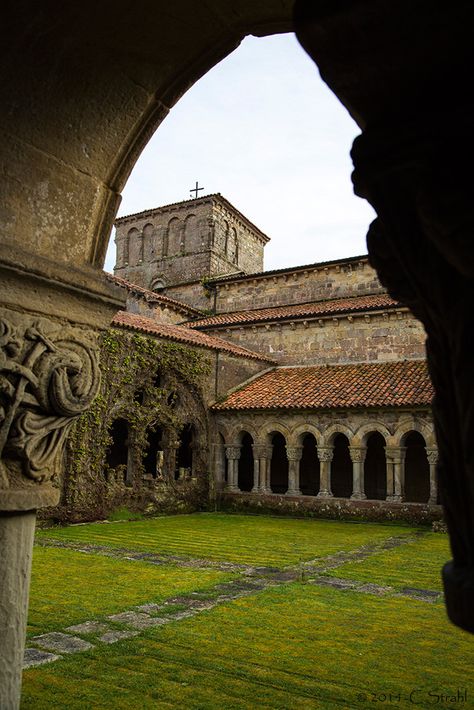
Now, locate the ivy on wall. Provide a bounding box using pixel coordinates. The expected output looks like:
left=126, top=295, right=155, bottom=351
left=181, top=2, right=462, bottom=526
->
left=58, top=328, right=211, bottom=521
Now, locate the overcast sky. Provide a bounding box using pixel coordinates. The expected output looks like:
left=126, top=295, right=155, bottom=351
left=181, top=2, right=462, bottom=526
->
left=105, top=33, right=376, bottom=273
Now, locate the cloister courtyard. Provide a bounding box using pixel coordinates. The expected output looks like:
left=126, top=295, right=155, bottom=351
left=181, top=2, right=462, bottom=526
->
left=21, top=513, right=471, bottom=709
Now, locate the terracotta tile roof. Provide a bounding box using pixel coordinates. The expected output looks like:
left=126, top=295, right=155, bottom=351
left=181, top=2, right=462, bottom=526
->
left=112, top=311, right=275, bottom=363
left=211, top=360, right=432, bottom=411
left=188, top=293, right=400, bottom=329
left=105, top=273, right=203, bottom=317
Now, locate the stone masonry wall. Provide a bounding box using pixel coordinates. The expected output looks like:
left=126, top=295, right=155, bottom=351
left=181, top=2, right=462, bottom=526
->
left=213, top=258, right=383, bottom=313
left=202, top=310, right=426, bottom=366
left=114, top=195, right=267, bottom=295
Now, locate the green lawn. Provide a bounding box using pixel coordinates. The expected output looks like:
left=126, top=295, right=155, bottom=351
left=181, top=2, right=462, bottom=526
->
left=22, top=583, right=471, bottom=710
left=325, top=532, right=450, bottom=591
left=22, top=515, right=464, bottom=710
left=27, top=546, right=233, bottom=637
left=36, top=513, right=415, bottom=567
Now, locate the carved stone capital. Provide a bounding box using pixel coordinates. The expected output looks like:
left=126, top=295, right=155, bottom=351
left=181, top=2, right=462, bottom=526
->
left=252, top=444, right=272, bottom=460
left=385, top=446, right=407, bottom=465
left=0, top=308, right=100, bottom=511
left=425, top=447, right=439, bottom=465
left=317, top=446, right=333, bottom=463
left=285, top=446, right=303, bottom=462
left=225, top=446, right=241, bottom=461
left=349, top=446, right=367, bottom=463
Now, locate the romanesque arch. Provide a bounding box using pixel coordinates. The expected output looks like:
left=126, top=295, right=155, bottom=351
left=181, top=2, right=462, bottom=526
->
left=364, top=431, right=387, bottom=501
left=402, top=430, right=430, bottom=504
left=330, top=433, right=352, bottom=498
left=238, top=431, right=254, bottom=492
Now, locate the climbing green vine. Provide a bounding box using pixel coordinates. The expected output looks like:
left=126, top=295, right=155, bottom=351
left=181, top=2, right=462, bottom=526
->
left=59, top=328, right=211, bottom=521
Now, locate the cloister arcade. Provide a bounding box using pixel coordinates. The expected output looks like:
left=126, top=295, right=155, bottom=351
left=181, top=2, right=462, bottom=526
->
left=217, top=414, right=438, bottom=506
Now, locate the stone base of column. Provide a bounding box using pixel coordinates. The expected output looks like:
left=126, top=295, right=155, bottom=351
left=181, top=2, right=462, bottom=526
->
left=317, top=490, right=333, bottom=498
left=386, top=494, right=403, bottom=502
left=428, top=496, right=438, bottom=506
left=251, top=486, right=260, bottom=494
left=258, top=486, right=272, bottom=494
left=286, top=488, right=301, bottom=496
left=350, top=492, right=367, bottom=500
left=226, top=484, right=240, bottom=492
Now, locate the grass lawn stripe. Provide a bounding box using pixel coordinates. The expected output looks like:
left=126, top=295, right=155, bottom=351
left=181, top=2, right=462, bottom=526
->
left=324, top=532, right=450, bottom=591
left=22, top=581, right=472, bottom=709
left=27, top=546, right=234, bottom=636
left=37, top=513, right=416, bottom=567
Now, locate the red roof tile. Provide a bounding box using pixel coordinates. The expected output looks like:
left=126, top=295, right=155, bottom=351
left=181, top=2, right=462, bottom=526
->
left=188, top=293, right=399, bottom=329
left=211, top=360, right=432, bottom=411
left=105, top=273, right=204, bottom=317
left=112, top=311, right=275, bottom=363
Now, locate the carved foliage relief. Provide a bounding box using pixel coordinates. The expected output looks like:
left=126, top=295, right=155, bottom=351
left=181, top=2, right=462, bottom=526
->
left=0, top=309, right=100, bottom=497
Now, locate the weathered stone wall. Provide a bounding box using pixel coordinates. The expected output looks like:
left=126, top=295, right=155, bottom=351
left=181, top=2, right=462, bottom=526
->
left=215, top=408, right=434, bottom=447
left=124, top=293, right=191, bottom=325
left=114, top=195, right=267, bottom=295
left=214, top=353, right=271, bottom=399
left=202, top=310, right=426, bottom=366
left=213, top=257, right=383, bottom=313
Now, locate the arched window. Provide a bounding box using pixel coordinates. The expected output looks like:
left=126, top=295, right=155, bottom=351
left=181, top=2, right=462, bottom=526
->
left=106, top=418, right=129, bottom=482
left=176, top=423, right=194, bottom=479
left=143, top=426, right=163, bottom=478
left=331, top=434, right=352, bottom=498
left=299, top=434, right=320, bottom=496
left=404, top=431, right=430, bottom=503
left=238, top=432, right=254, bottom=491
left=364, top=432, right=387, bottom=500
left=270, top=432, right=288, bottom=494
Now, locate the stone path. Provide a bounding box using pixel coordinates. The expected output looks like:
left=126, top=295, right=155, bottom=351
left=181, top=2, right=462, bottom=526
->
left=25, top=532, right=442, bottom=670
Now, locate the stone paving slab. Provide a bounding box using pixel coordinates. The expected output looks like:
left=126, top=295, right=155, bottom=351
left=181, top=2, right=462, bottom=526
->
left=31, top=632, right=94, bottom=654
left=23, top=648, right=62, bottom=669
left=100, top=630, right=140, bottom=645
left=107, top=611, right=168, bottom=629
left=135, top=603, right=166, bottom=614
left=65, top=621, right=110, bottom=635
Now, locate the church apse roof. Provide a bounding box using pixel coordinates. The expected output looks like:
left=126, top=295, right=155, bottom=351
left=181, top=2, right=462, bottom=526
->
left=187, top=293, right=400, bottom=329
left=113, top=311, right=275, bottom=363
left=211, top=360, right=433, bottom=411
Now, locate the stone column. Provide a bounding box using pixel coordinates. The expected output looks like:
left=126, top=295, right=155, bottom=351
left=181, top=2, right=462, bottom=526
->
left=225, top=446, right=241, bottom=492
left=426, top=447, right=439, bottom=505
left=0, top=279, right=121, bottom=706
left=258, top=445, right=273, bottom=493
left=317, top=446, right=334, bottom=498
left=163, top=443, right=178, bottom=482
left=349, top=446, right=367, bottom=500
left=286, top=446, right=303, bottom=496
left=251, top=445, right=272, bottom=493
left=385, top=447, right=406, bottom=502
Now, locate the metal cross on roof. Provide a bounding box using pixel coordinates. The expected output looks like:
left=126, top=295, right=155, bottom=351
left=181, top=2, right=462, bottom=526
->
left=190, top=181, right=204, bottom=199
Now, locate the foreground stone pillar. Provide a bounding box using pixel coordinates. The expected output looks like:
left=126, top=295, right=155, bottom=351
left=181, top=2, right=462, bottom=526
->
left=349, top=447, right=367, bottom=500
left=286, top=446, right=303, bottom=496
left=317, top=446, right=334, bottom=498
left=225, top=446, right=241, bottom=492
left=0, top=252, right=123, bottom=706
left=385, top=447, right=406, bottom=502
left=426, top=447, right=439, bottom=505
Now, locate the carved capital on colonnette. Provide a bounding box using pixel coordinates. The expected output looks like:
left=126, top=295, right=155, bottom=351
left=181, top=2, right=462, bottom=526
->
left=317, top=446, right=333, bottom=463
left=0, top=309, right=100, bottom=511
left=225, top=446, right=241, bottom=461
left=252, top=444, right=272, bottom=460
left=349, top=446, right=367, bottom=463
left=384, top=446, right=406, bottom=465
left=425, top=447, right=439, bottom=465
left=285, top=446, right=303, bottom=462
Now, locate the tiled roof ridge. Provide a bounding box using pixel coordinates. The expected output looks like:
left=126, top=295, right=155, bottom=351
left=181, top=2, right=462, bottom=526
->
left=206, top=253, right=370, bottom=285
left=105, top=273, right=204, bottom=316
left=114, top=193, right=270, bottom=243
left=112, top=311, right=275, bottom=364
left=211, top=359, right=432, bottom=412
left=187, top=293, right=401, bottom=329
